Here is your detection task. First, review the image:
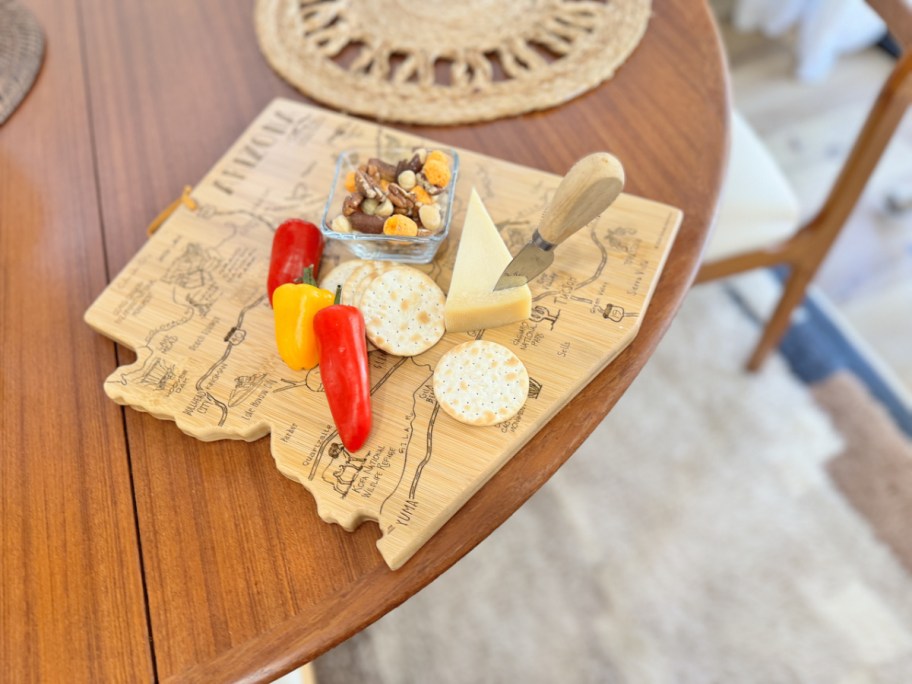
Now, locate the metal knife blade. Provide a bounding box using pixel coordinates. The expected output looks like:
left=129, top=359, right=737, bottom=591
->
left=493, top=231, right=555, bottom=291
left=494, top=153, right=625, bottom=291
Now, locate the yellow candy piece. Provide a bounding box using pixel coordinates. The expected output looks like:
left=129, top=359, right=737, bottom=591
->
left=383, top=215, right=419, bottom=237
left=423, top=159, right=451, bottom=188
left=344, top=171, right=357, bottom=193
left=411, top=185, right=432, bottom=205
left=426, top=150, right=451, bottom=167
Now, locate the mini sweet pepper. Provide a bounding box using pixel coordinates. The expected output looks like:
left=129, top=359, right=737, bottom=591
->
left=267, top=219, right=324, bottom=306
left=273, top=267, right=334, bottom=370
left=314, top=286, right=372, bottom=451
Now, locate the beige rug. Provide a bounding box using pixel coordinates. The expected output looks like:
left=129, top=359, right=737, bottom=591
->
left=314, top=282, right=912, bottom=683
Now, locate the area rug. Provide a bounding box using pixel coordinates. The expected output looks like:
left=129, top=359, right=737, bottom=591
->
left=730, top=270, right=912, bottom=581
left=314, top=276, right=912, bottom=683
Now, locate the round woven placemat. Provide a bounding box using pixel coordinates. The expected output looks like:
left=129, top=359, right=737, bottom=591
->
left=255, top=0, right=652, bottom=126
left=0, top=0, right=45, bottom=125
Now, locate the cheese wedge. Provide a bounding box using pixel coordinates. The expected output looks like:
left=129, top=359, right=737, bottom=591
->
left=444, top=189, right=531, bottom=332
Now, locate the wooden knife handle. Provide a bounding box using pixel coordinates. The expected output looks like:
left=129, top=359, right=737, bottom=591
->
left=536, top=153, right=625, bottom=247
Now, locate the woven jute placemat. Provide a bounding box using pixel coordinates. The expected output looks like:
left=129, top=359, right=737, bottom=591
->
left=0, top=0, right=44, bottom=126
left=255, top=0, right=651, bottom=126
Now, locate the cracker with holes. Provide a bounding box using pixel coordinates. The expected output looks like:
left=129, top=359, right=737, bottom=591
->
left=352, top=264, right=393, bottom=307
left=341, top=262, right=390, bottom=306
left=319, top=259, right=367, bottom=298
left=433, top=341, right=529, bottom=426
left=360, top=266, right=445, bottom=356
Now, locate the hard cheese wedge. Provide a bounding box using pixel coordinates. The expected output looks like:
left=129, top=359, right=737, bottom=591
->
left=444, top=188, right=532, bottom=332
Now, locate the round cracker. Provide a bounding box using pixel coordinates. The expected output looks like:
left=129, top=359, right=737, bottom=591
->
left=360, top=266, right=445, bottom=356
left=433, top=341, right=529, bottom=426
left=319, top=259, right=367, bottom=298
left=352, top=262, right=396, bottom=308
left=341, top=262, right=387, bottom=307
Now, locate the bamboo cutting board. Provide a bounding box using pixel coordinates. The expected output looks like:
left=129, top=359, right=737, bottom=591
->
left=84, top=98, right=682, bottom=570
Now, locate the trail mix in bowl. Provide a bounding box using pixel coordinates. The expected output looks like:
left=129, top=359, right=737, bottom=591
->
left=329, top=148, right=453, bottom=237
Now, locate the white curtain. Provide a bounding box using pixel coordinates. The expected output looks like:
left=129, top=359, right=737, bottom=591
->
left=733, top=0, right=886, bottom=81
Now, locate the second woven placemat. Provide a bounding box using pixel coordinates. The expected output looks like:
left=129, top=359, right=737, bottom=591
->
left=255, top=0, right=651, bottom=126
left=0, top=0, right=45, bottom=125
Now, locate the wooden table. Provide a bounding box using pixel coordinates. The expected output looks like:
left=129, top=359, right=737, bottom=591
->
left=0, top=1, right=729, bottom=681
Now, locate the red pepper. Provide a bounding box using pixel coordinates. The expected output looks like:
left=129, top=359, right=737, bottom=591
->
left=267, top=219, right=324, bottom=306
left=313, top=287, right=372, bottom=452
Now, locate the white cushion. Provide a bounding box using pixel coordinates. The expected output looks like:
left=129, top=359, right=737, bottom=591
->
left=703, top=110, right=801, bottom=262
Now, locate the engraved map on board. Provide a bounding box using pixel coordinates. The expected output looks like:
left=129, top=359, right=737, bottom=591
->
left=85, top=98, right=682, bottom=570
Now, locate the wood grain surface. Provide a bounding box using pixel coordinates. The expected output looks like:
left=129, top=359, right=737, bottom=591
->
left=0, top=0, right=152, bottom=681
left=2, top=0, right=729, bottom=681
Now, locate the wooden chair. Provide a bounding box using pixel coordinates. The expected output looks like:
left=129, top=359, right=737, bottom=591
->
left=697, top=0, right=912, bottom=371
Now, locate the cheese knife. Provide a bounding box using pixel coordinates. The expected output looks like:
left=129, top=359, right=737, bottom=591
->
left=493, top=152, right=625, bottom=291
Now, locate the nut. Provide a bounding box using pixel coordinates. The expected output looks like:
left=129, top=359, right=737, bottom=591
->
left=363, top=162, right=381, bottom=183
left=375, top=198, right=394, bottom=218
left=367, top=158, right=398, bottom=182
left=414, top=147, right=428, bottom=164
left=342, top=192, right=364, bottom=216
left=349, top=212, right=385, bottom=234
left=361, top=197, right=379, bottom=216
left=387, top=183, right=416, bottom=210
left=354, top=169, right=385, bottom=200
left=396, top=154, right=423, bottom=177
left=397, top=169, right=417, bottom=190
left=331, top=214, right=352, bottom=233
left=418, top=203, right=442, bottom=232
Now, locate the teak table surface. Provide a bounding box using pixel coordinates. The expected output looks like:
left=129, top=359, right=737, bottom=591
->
left=0, top=1, right=729, bottom=681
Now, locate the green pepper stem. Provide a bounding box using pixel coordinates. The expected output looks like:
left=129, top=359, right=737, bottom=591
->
left=294, top=265, right=317, bottom=286
left=334, top=285, right=342, bottom=305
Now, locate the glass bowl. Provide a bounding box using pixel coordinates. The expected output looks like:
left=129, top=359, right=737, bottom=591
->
left=320, top=147, right=459, bottom=263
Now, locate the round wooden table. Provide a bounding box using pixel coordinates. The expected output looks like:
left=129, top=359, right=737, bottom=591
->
left=0, top=1, right=729, bottom=681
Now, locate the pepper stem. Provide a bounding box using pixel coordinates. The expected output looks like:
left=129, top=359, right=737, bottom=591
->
left=294, top=265, right=317, bottom=286
left=334, top=285, right=342, bottom=305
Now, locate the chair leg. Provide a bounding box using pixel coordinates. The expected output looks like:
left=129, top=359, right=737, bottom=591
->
left=745, top=266, right=815, bottom=371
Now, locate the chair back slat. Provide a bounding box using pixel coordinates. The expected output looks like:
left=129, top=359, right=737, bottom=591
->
left=809, top=52, right=912, bottom=243
left=867, top=0, right=912, bottom=51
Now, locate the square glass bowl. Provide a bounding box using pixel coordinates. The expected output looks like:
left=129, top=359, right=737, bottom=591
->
left=320, top=147, right=459, bottom=263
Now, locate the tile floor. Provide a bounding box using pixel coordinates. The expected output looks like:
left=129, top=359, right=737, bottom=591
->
left=716, top=11, right=912, bottom=396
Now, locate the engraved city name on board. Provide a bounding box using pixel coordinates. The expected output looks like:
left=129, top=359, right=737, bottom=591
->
left=85, top=98, right=682, bottom=570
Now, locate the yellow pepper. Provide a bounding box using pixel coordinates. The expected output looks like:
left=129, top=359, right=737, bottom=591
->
left=273, top=267, right=335, bottom=370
